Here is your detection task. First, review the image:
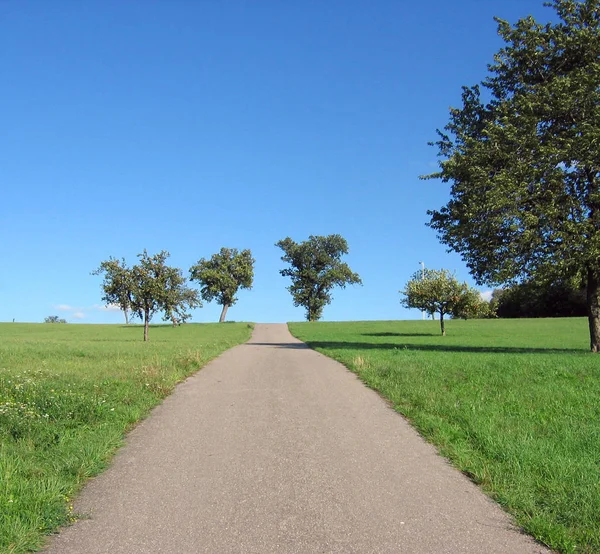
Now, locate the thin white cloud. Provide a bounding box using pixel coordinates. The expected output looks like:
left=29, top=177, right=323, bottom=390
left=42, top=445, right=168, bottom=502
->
left=72, top=312, right=86, bottom=319
left=94, top=303, right=122, bottom=312
left=55, top=304, right=74, bottom=311
left=480, top=290, right=494, bottom=302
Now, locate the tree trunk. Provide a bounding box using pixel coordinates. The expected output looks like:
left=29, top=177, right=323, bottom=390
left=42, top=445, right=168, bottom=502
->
left=171, top=316, right=178, bottom=327
left=587, top=269, right=600, bottom=352
left=219, top=304, right=229, bottom=323
left=440, top=311, right=446, bottom=336
left=144, top=311, right=149, bottom=342
left=124, top=308, right=129, bottom=325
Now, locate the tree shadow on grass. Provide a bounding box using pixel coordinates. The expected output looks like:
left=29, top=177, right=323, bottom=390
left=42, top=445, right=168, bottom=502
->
left=299, top=341, right=584, bottom=355
left=362, top=332, right=437, bottom=337
left=119, top=324, right=176, bottom=329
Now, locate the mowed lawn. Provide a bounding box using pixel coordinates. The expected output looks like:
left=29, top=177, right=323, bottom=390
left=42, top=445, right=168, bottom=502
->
left=289, top=318, right=600, bottom=554
left=0, top=322, right=252, bottom=554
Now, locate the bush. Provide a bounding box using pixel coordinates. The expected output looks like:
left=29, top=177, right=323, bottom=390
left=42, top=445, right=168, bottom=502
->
left=44, top=316, right=67, bottom=324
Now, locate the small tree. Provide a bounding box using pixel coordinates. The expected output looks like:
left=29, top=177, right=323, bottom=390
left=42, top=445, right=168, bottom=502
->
left=452, top=290, right=497, bottom=319
left=44, top=315, right=67, bottom=324
left=401, top=269, right=481, bottom=335
left=276, top=234, right=362, bottom=321
left=129, top=250, right=200, bottom=341
left=94, top=251, right=200, bottom=340
left=92, top=257, right=132, bottom=324
left=189, top=248, right=254, bottom=322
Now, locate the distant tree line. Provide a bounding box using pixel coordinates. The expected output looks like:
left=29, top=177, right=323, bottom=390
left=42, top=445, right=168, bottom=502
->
left=92, top=235, right=363, bottom=340
left=92, top=235, right=364, bottom=340
left=91, top=234, right=587, bottom=344
left=491, top=279, right=587, bottom=319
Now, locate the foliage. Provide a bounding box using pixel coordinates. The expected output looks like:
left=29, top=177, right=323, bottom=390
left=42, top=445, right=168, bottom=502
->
left=453, top=292, right=497, bottom=320
left=0, top=322, right=253, bottom=553
left=276, top=234, right=362, bottom=321
left=129, top=250, right=201, bottom=339
left=44, top=316, right=67, bottom=324
left=91, top=258, right=132, bottom=324
left=94, top=251, right=201, bottom=340
left=190, top=248, right=254, bottom=322
left=161, top=285, right=201, bottom=327
left=494, top=278, right=587, bottom=318
left=289, top=318, right=600, bottom=553
left=424, top=0, right=600, bottom=351
left=401, top=269, right=482, bottom=334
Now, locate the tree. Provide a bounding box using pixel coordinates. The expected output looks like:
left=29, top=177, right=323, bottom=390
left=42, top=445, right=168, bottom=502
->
left=44, top=315, right=67, bottom=324
left=276, top=234, right=362, bottom=321
left=162, top=286, right=201, bottom=327
left=452, top=291, right=497, bottom=319
left=493, top=278, right=587, bottom=318
left=92, top=257, right=132, bottom=324
left=95, top=251, right=201, bottom=341
left=129, top=250, right=200, bottom=341
left=189, top=248, right=254, bottom=322
left=401, top=269, right=481, bottom=335
left=424, top=0, right=600, bottom=351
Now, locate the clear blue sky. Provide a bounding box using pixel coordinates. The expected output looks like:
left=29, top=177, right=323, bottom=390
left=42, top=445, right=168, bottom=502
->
left=1, top=0, right=553, bottom=324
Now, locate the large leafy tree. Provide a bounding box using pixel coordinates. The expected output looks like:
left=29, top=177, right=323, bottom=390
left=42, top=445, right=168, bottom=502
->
left=424, top=0, right=600, bottom=351
left=401, top=269, right=481, bottom=335
left=276, top=234, right=362, bottom=321
left=189, top=248, right=255, bottom=322
left=95, top=251, right=200, bottom=340
left=92, top=257, right=132, bottom=324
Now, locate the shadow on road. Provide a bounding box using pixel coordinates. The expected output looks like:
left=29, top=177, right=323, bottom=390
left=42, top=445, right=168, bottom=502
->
left=246, top=342, right=309, bottom=349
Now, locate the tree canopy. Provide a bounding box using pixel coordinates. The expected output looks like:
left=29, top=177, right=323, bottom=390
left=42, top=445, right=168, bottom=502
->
left=493, top=278, right=587, bottom=318
left=189, top=248, right=255, bottom=322
left=276, top=234, right=362, bottom=321
left=94, top=251, right=201, bottom=340
left=401, top=269, right=482, bottom=335
left=424, top=0, right=600, bottom=350
left=92, top=257, right=132, bottom=324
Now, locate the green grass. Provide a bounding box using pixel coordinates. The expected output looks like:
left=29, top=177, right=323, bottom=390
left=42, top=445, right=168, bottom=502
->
left=0, top=322, right=252, bottom=554
left=289, top=318, right=600, bottom=554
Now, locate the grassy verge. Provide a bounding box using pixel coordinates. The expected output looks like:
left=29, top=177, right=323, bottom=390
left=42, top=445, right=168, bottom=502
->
left=0, top=322, right=252, bottom=554
left=289, top=318, right=600, bottom=554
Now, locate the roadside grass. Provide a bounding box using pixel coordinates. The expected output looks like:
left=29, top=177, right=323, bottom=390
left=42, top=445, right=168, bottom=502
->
left=0, top=322, right=253, bottom=554
left=289, top=318, right=600, bottom=554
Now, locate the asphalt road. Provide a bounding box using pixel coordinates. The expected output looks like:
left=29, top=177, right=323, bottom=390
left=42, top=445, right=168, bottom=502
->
left=43, top=324, right=549, bottom=553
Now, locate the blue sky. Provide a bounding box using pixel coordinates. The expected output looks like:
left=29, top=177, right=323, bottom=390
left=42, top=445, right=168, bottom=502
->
left=1, top=0, right=553, bottom=324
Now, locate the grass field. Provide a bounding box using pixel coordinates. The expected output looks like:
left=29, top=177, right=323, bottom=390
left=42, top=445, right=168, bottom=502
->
left=0, top=322, right=252, bottom=554
left=289, top=318, right=600, bottom=554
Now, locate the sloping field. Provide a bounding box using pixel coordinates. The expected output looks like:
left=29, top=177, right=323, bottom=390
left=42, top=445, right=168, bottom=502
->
left=0, top=322, right=252, bottom=553
left=289, top=318, right=599, bottom=554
